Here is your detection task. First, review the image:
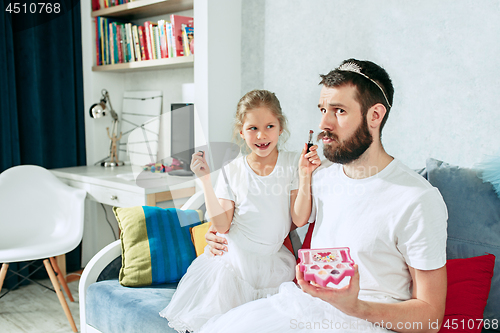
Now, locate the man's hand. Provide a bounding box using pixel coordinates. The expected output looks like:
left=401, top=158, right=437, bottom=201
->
left=204, top=224, right=228, bottom=256
left=296, top=264, right=361, bottom=316
left=296, top=263, right=447, bottom=332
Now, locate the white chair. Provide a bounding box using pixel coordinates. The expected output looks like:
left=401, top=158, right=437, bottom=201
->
left=0, top=165, right=87, bottom=332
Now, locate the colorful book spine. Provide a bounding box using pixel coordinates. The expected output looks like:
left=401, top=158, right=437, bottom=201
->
left=116, top=23, right=123, bottom=63
left=154, top=25, right=161, bottom=60
left=158, top=20, right=167, bottom=58
left=100, top=17, right=105, bottom=65
left=144, top=21, right=154, bottom=60
left=138, top=26, right=148, bottom=60
left=181, top=24, right=189, bottom=57
left=112, top=22, right=119, bottom=64
left=125, top=23, right=135, bottom=62
left=166, top=22, right=174, bottom=58
left=120, top=24, right=127, bottom=62
left=104, top=17, right=109, bottom=64
left=184, top=26, right=194, bottom=56
left=95, top=17, right=101, bottom=65
left=150, top=23, right=158, bottom=59
left=92, top=0, right=100, bottom=12
left=132, top=25, right=141, bottom=61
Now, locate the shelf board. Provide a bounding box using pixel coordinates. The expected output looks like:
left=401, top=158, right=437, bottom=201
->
left=92, top=55, right=194, bottom=72
left=92, top=0, right=193, bottom=19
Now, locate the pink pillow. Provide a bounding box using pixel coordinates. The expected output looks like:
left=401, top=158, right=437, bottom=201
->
left=438, top=254, right=495, bottom=333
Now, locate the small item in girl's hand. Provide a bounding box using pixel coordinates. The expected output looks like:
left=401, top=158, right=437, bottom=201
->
left=298, top=247, right=355, bottom=287
left=199, top=150, right=204, bottom=158
left=307, top=130, right=314, bottom=153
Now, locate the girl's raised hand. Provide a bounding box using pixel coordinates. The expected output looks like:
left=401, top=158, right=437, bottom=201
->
left=299, top=143, right=321, bottom=176
left=190, top=151, right=211, bottom=179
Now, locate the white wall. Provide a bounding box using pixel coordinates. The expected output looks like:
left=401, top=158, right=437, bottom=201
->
left=241, top=0, right=500, bottom=168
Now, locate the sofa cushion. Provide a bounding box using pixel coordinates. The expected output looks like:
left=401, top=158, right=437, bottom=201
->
left=439, top=254, right=495, bottom=333
left=426, top=158, right=500, bottom=326
left=113, top=206, right=201, bottom=287
left=86, top=279, right=178, bottom=333
left=190, top=222, right=211, bottom=257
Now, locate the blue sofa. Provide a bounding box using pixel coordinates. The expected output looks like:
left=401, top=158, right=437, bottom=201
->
left=79, top=159, right=500, bottom=333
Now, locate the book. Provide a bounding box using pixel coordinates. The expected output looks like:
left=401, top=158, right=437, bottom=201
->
left=95, top=18, right=101, bottom=65
left=144, top=21, right=154, bottom=60
left=100, top=17, right=105, bottom=65
left=120, top=24, right=128, bottom=62
left=182, top=25, right=194, bottom=56
left=170, top=15, right=193, bottom=57
left=104, top=17, right=109, bottom=64
left=158, top=20, right=168, bottom=58
left=138, top=26, right=148, bottom=60
left=150, top=23, right=159, bottom=59
left=111, top=22, right=119, bottom=64
left=125, top=23, right=135, bottom=62
left=92, top=0, right=100, bottom=11
left=181, top=24, right=188, bottom=56
left=109, top=22, right=115, bottom=64
left=153, top=25, right=162, bottom=60
left=116, top=23, right=124, bottom=63
left=166, top=21, right=174, bottom=58
left=132, top=25, right=142, bottom=61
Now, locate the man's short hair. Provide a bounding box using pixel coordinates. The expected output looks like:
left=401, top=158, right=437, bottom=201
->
left=319, top=59, right=394, bottom=133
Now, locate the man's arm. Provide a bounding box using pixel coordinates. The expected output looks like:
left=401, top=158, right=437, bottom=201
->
left=296, top=265, right=447, bottom=333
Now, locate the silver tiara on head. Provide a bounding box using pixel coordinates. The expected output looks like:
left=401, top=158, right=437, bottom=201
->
left=337, top=61, right=392, bottom=108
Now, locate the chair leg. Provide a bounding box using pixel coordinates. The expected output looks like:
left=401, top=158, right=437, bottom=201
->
left=43, top=259, right=78, bottom=332
left=0, top=263, right=9, bottom=293
left=50, top=257, right=74, bottom=302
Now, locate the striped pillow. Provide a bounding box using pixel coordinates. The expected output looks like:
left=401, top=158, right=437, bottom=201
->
left=113, top=206, right=201, bottom=287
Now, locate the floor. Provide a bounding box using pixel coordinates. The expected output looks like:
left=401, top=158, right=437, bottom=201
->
left=0, top=274, right=81, bottom=333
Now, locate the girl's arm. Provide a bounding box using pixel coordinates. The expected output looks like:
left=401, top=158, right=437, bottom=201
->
left=191, top=152, right=233, bottom=234
left=291, top=144, right=321, bottom=227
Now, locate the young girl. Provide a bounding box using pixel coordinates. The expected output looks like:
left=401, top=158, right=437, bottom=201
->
left=160, top=90, right=320, bottom=332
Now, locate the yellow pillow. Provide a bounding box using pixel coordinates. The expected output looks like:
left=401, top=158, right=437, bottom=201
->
left=190, top=222, right=211, bottom=256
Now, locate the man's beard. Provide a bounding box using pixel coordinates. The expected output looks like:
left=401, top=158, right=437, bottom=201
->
left=318, top=117, right=373, bottom=165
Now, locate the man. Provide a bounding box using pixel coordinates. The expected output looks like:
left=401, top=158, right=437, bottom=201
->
left=202, top=59, right=448, bottom=333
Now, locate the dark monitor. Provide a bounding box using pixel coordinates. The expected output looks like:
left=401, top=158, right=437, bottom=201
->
left=168, top=103, right=194, bottom=176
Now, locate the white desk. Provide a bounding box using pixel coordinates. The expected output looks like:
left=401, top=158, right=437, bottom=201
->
left=51, top=165, right=196, bottom=208
left=50, top=165, right=197, bottom=277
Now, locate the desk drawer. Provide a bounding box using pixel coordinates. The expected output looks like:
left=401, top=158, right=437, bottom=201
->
left=89, top=184, right=145, bottom=207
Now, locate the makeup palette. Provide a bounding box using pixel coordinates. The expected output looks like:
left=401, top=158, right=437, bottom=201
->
left=298, top=247, right=355, bottom=287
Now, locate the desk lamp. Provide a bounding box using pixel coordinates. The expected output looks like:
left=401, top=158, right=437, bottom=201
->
left=89, top=89, right=125, bottom=167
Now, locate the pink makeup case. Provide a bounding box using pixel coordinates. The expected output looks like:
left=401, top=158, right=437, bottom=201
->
left=298, top=247, right=355, bottom=287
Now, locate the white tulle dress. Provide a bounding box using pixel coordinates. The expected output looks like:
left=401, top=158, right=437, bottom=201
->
left=160, top=152, right=300, bottom=332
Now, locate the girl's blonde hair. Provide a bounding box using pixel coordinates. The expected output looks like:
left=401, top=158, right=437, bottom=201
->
left=232, top=90, right=290, bottom=152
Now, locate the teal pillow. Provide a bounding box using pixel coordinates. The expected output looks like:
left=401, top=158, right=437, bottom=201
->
left=113, top=206, right=201, bottom=287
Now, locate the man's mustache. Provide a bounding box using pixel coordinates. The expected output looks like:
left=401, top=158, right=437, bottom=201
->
left=317, top=130, right=339, bottom=143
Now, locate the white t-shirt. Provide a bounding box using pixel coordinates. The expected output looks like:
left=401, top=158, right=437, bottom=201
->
left=215, top=151, right=300, bottom=247
left=309, top=158, right=448, bottom=302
